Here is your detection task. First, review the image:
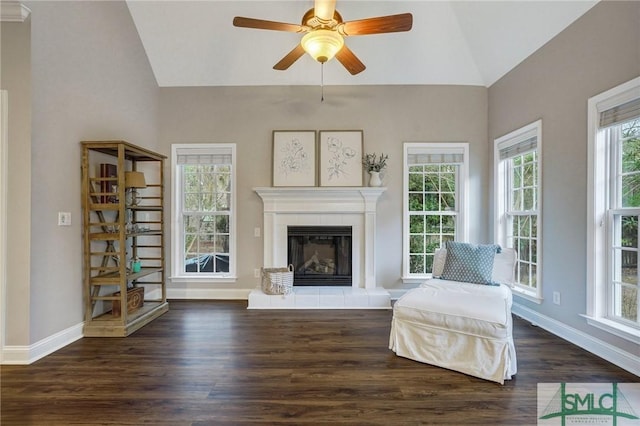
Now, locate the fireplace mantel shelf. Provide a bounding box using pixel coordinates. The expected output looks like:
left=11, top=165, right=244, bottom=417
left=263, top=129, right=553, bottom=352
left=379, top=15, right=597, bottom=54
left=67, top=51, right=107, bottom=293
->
left=254, top=186, right=386, bottom=200
left=254, top=187, right=386, bottom=214
left=254, top=186, right=386, bottom=193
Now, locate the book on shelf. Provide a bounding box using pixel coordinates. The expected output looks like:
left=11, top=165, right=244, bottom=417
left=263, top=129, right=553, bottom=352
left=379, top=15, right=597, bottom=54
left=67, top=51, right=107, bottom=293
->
left=99, top=163, right=117, bottom=203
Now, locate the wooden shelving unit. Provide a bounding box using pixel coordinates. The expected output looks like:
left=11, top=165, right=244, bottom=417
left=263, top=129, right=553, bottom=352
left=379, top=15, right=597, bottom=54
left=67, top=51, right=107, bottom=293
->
left=81, top=141, right=168, bottom=337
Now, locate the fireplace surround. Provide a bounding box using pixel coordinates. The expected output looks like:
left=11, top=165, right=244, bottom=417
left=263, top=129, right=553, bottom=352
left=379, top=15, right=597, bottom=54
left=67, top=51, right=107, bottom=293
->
left=250, top=187, right=389, bottom=309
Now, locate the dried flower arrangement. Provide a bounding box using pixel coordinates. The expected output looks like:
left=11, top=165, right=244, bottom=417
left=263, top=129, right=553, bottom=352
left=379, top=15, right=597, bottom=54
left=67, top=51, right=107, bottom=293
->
left=362, top=153, right=389, bottom=172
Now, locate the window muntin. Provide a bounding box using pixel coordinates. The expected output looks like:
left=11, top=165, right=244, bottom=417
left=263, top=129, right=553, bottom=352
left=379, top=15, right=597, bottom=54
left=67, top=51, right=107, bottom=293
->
left=607, top=119, right=640, bottom=326
left=587, top=77, right=640, bottom=343
left=171, top=144, right=236, bottom=280
left=507, top=151, right=538, bottom=290
left=182, top=163, right=231, bottom=274
left=403, top=143, right=468, bottom=281
left=494, top=121, right=542, bottom=299
left=408, top=164, right=458, bottom=274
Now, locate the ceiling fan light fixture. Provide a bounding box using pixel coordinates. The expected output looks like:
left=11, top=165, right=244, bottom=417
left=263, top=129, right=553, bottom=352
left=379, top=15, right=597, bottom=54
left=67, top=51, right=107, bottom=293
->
left=301, top=29, right=344, bottom=63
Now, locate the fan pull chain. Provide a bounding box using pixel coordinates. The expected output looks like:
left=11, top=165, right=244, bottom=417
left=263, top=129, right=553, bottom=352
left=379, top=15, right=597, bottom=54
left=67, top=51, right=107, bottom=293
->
left=320, top=63, right=325, bottom=103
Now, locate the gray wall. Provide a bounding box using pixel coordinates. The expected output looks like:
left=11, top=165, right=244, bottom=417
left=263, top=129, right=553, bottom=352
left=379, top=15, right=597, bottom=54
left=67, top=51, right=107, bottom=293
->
left=488, top=1, right=640, bottom=356
left=12, top=0, right=159, bottom=345
left=158, top=85, right=489, bottom=293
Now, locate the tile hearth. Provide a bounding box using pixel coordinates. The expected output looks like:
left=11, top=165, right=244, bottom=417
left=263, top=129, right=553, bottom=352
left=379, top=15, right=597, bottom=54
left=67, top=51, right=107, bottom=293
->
left=248, top=286, right=391, bottom=309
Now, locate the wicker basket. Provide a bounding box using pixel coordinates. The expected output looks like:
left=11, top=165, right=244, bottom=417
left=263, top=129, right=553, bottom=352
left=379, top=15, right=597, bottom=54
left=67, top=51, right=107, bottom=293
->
left=261, top=264, right=294, bottom=295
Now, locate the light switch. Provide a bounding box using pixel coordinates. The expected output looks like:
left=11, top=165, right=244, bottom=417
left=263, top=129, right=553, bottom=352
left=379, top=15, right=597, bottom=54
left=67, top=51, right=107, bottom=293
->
left=58, top=212, right=71, bottom=226
left=254, top=227, right=261, bottom=237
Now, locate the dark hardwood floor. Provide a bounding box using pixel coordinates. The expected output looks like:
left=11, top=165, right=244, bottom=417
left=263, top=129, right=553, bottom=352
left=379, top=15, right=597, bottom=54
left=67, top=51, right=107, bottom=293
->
left=1, top=300, right=637, bottom=425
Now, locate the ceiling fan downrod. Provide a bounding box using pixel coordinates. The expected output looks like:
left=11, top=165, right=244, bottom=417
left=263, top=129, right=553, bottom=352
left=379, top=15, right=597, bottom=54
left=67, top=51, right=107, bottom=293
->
left=321, top=62, right=325, bottom=102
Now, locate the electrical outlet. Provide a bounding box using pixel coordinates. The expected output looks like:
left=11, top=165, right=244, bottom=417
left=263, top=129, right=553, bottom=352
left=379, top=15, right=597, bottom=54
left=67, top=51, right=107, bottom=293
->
left=254, top=268, right=260, bottom=278
left=254, top=227, right=261, bottom=237
left=553, top=291, right=561, bottom=305
left=58, top=212, right=71, bottom=226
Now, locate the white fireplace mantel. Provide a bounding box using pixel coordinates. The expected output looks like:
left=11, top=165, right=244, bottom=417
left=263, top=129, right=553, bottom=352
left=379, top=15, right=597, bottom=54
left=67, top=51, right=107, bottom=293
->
left=254, top=187, right=386, bottom=290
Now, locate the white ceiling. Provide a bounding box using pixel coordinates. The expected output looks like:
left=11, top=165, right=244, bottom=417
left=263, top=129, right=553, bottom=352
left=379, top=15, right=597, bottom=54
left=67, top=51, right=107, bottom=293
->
left=126, top=0, right=599, bottom=88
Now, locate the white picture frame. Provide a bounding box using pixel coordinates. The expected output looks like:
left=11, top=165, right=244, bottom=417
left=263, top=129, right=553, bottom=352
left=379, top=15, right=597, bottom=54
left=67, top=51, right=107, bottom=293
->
left=272, top=130, right=317, bottom=187
left=319, top=130, right=363, bottom=187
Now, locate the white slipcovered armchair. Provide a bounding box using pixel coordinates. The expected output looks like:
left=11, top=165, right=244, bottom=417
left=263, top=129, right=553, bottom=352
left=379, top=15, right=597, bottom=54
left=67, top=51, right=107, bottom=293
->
left=389, top=243, right=517, bottom=384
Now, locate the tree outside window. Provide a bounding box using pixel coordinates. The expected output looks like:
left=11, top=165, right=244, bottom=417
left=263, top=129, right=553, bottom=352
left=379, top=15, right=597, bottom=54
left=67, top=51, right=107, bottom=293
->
left=494, top=120, right=541, bottom=300
left=408, top=164, right=457, bottom=274
left=586, top=77, right=640, bottom=340
left=403, top=142, right=468, bottom=281
left=172, top=144, right=236, bottom=280
left=182, top=164, right=231, bottom=274
left=612, top=119, right=640, bottom=323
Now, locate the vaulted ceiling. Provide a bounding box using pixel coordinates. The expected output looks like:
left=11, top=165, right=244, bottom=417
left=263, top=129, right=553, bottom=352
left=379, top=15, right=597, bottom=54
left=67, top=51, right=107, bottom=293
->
left=126, top=0, right=599, bottom=88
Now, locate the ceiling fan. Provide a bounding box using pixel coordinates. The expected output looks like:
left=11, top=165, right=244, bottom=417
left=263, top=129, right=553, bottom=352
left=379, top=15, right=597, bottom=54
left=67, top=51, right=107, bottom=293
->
left=233, top=0, right=413, bottom=75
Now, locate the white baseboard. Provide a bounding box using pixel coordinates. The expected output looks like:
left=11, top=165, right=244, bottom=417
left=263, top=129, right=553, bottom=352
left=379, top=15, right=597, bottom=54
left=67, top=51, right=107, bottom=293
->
left=2, top=322, right=83, bottom=365
left=2, top=345, right=30, bottom=364
left=512, top=302, right=640, bottom=377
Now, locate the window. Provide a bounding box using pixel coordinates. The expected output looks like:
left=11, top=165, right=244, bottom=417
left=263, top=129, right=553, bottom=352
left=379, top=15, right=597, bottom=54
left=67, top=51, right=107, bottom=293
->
left=494, top=120, right=542, bottom=301
left=587, top=77, right=640, bottom=343
left=171, top=144, right=236, bottom=281
left=402, top=143, right=469, bottom=282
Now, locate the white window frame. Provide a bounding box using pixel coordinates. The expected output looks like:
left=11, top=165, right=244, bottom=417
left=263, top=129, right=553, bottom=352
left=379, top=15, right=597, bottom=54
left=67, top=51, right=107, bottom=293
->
left=494, top=120, right=542, bottom=303
left=586, top=77, right=640, bottom=344
left=170, top=143, right=237, bottom=283
left=402, top=142, right=469, bottom=284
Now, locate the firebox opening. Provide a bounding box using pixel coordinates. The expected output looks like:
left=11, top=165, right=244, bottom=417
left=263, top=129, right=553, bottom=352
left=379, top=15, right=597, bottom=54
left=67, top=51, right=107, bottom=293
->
left=287, top=226, right=352, bottom=286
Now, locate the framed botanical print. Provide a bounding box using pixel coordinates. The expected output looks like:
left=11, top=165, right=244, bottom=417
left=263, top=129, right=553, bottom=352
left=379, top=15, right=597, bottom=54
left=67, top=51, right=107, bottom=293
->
left=272, top=130, right=317, bottom=186
left=319, top=130, right=363, bottom=187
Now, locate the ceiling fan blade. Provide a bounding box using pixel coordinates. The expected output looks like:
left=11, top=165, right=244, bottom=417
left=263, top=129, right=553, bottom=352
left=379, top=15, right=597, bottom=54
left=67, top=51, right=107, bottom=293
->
left=339, top=13, right=413, bottom=36
left=273, top=44, right=306, bottom=70
left=335, top=46, right=366, bottom=75
left=314, top=0, right=336, bottom=22
left=233, top=16, right=305, bottom=33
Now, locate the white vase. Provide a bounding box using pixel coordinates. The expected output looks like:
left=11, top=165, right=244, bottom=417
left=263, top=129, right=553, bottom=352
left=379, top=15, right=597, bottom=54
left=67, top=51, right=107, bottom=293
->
left=368, top=171, right=382, bottom=187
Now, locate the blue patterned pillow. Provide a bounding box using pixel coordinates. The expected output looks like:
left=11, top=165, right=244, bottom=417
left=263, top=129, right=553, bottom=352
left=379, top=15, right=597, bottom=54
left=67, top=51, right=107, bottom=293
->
left=440, top=241, right=501, bottom=285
